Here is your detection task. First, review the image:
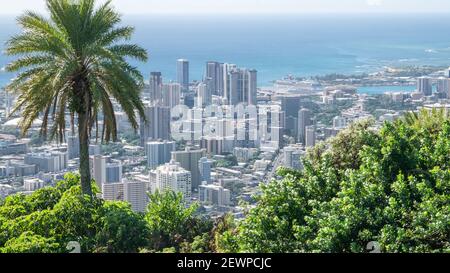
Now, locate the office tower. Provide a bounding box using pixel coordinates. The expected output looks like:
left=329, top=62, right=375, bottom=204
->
left=333, top=116, right=347, bottom=129
left=24, top=152, right=68, bottom=173
left=447, top=67, right=450, bottom=78
left=197, top=80, right=212, bottom=107
left=417, top=76, right=432, bottom=96
left=149, top=72, right=163, bottom=102
left=176, top=59, right=189, bottom=92
left=140, top=105, right=171, bottom=146
left=67, top=135, right=80, bottom=159
left=437, top=77, right=450, bottom=98
left=123, top=179, right=149, bottom=212
left=151, top=161, right=192, bottom=202
left=162, top=82, right=181, bottom=109
left=206, top=61, right=224, bottom=96
left=198, top=184, right=231, bottom=206
left=305, top=125, right=316, bottom=148
left=171, top=147, right=206, bottom=190
left=198, top=157, right=212, bottom=184
left=279, top=95, right=302, bottom=137
left=145, top=140, right=176, bottom=169
left=92, top=155, right=106, bottom=189
left=297, top=108, right=313, bottom=144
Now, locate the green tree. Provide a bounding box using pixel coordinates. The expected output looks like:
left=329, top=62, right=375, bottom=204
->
left=1, top=231, right=60, bottom=253
left=94, top=201, right=149, bottom=253
left=144, top=191, right=201, bottom=251
left=5, top=0, right=148, bottom=197
left=224, top=110, right=450, bottom=253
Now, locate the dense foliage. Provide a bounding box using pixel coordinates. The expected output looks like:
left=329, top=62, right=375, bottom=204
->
left=0, top=174, right=210, bottom=253
left=224, top=109, right=450, bottom=253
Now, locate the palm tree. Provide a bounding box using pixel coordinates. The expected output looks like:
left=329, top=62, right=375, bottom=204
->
left=5, top=0, right=148, bottom=197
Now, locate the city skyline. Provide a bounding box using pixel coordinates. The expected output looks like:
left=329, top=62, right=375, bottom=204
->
left=1, top=0, right=450, bottom=15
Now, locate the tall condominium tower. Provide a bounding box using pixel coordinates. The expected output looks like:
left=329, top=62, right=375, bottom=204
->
left=149, top=72, right=163, bottom=103
left=437, top=77, right=450, bottom=98
left=206, top=61, right=225, bottom=96
left=225, top=67, right=258, bottom=106
left=151, top=160, right=192, bottom=202
left=171, top=147, right=206, bottom=190
left=162, top=82, right=181, bottom=108
left=139, top=104, right=171, bottom=146
left=177, top=59, right=190, bottom=92
left=197, top=79, right=213, bottom=107
left=417, top=76, right=432, bottom=96
left=298, top=108, right=313, bottom=145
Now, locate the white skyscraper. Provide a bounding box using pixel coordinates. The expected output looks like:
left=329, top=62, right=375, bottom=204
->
left=177, top=59, right=189, bottom=92
left=197, top=80, right=212, bottom=107
left=437, top=77, right=450, bottom=98
left=93, top=155, right=106, bottom=189
left=123, top=178, right=149, bottom=212
left=298, top=108, right=313, bottom=144
left=145, top=140, right=176, bottom=169
left=305, top=125, right=316, bottom=148
left=417, top=76, right=432, bottom=96
left=151, top=160, right=192, bottom=202
left=162, top=82, right=181, bottom=108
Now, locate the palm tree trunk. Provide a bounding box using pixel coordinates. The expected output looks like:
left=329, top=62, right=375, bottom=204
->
left=78, top=110, right=93, bottom=197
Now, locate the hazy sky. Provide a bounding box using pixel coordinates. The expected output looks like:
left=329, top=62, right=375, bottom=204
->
left=0, top=0, right=449, bottom=14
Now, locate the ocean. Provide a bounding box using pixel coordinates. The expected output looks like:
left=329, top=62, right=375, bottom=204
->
left=1, top=13, right=450, bottom=89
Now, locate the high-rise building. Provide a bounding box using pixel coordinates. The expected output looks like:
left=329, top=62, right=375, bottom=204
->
left=417, top=77, right=432, bottom=96
left=140, top=105, right=171, bottom=146
left=225, top=68, right=258, bottom=106
left=149, top=72, right=163, bottom=102
left=437, top=77, right=450, bottom=98
left=145, top=140, right=176, bottom=169
left=198, top=183, right=231, bottom=207
left=92, top=156, right=122, bottom=190
left=92, top=155, right=106, bottom=189
left=297, top=108, right=313, bottom=144
left=102, top=182, right=124, bottom=202
left=305, top=125, right=316, bottom=148
left=123, top=178, right=149, bottom=212
left=198, top=157, right=212, bottom=184
left=24, top=152, right=68, bottom=173
left=206, top=61, right=224, bottom=96
left=67, top=135, right=80, bottom=159
left=106, top=161, right=123, bottom=184
left=150, top=160, right=192, bottom=202
left=162, top=82, right=181, bottom=109
left=171, top=147, right=206, bottom=190
left=176, top=59, right=189, bottom=92
left=197, top=80, right=212, bottom=107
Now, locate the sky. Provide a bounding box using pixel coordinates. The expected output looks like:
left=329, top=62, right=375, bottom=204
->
left=0, top=0, right=450, bottom=15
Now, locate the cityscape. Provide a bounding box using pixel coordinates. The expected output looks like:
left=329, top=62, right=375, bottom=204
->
left=0, top=0, right=449, bottom=258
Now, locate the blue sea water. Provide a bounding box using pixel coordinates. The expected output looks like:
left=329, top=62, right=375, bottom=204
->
left=1, top=13, right=450, bottom=87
